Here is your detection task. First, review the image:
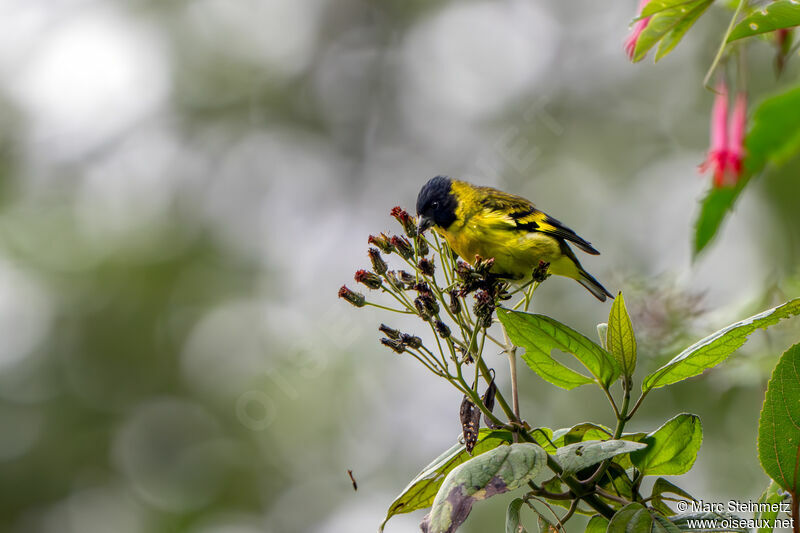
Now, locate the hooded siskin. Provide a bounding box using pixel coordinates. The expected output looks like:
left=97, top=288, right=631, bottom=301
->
left=416, top=176, right=612, bottom=301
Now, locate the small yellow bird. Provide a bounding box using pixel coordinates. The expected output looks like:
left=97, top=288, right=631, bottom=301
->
left=416, top=176, right=612, bottom=301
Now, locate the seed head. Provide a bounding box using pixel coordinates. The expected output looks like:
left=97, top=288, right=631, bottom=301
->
left=400, top=333, right=423, bottom=349
left=434, top=320, right=451, bottom=338
left=391, top=206, right=417, bottom=238
left=379, top=323, right=401, bottom=339
left=368, top=248, right=388, bottom=275
left=368, top=233, right=394, bottom=254
left=380, top=338, right=405, bottom=353
left=354, top=269, right=382, bottom=290
left=418, top=257, right=435, bottom=276
left=391, top=235, right=414, bottom=260
left=338, top=285, right=366, bottom=307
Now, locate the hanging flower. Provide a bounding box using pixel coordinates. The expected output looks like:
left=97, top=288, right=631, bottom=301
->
left=625, top=0, right=652, bottom=61
left=698, top=81, right=747, bottom=188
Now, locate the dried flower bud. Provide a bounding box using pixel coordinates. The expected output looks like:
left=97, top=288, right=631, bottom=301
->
left=380, top=337, right=405, bottom=353
left=459, top=396, right=481, bottom=454
left=414, top=294, right=439, bottom=321
left=482, top=378, right=502, bottom=429
left=379, top=323, right=401, bottom=340
left=398, top=270, right=415, bottom=285
left=368, top=233, right=395, bottom=254
left=434, top=320, right=451, bottom=338
left=532, top=260, right=551, bottom=283
left=448, top=289, right=461, bottom=315
left=418, top=257, right=435, bottom=276
left=416, top=237, right=429, bottom=256
left=338, top=285, right=365, bottom=307
left=448, top=290, right=462, bottom=315
left=368, top=248, right=388, bottom=275
left=391, top=235, right=414, bottom=260
left=391, top=206, right=417, bottom=238
left=413, top=281, right=432, bottom=297
left=354, top=269, right=382, bottom=290
left=473, top=256, right=495, bottom=275
left=400, top=333, right=423, bottom=349
left=473, top=289, right=495, bottom=328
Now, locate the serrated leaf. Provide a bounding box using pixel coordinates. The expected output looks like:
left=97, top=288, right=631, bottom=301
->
left=631, top=414, right=702, bottom=475
left=585, top=515, right=609, bottom=533
left=633, top=0, right=713, bottom=62
left=608, top=503, right=682, bottom=533
left=380, top=429, right=512, bottom=530
left=420, top=443, right=547, bottom=533
left=728, top=1, right=800, bottom=42
left=655, top=0, right=713, bottom=61
left=607, top=292, right=637, bottom=377
left=643, top=298, right=800, bottom=391
left=651, top=478, right=695, bottom=516
left=754, top=480, right=786, bottom=533
left=506, top=498, right=528, bottom=533
left=758, top=343, right=800, bottom=494
left=497, top=309, right=619, bottom=390
left=555, top=439, right=647, bottom=476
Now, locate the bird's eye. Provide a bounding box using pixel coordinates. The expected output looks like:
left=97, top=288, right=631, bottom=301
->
left=432, top=201, right=439, bottom=209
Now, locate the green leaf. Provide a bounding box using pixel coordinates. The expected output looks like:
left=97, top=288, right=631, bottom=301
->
left=758, top=343, right=800, bottom=494
left=380, top=429, right=512, bottom=530
left=651, top=478, right=695, bottom=516
left=555, top=439, right=647, bottom=476
left=631, top=414, right=702, bottom=475
left=694, top=85, right=800, bottom=256
left=506, top=498, right=528, bottom=533
left=693, top=176, right=750, bottom=256
left=728, top=1, right=800, bottom=42
left=607, top=503, right=682, bottom=533
left=585, top=515, right=609, bottom=533
left=633, top=0, right=714, bottom=62
left=754, top=480, right=786, bottom=533
left=642, top=298, right=800, bottom=391
left=420, top=443, right=547, bottom=533
left=497, top=309, right=620, bottom=389
left=551, top=422, right=612, bottom=447
left=655, top=1, right=713, bottom=61
left=607, top=292, right=637, bottom=377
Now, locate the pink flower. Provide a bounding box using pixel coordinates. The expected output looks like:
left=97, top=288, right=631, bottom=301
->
left=625, top=0, right=652, bottom=61
left=698, top=81, right=747, bottom=188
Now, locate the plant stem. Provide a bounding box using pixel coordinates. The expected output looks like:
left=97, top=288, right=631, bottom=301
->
left=702, top=0, right=746, bottom=89
left=792, top=490, right=799, bottom=533
left=501, top=324, right=521, bottom=421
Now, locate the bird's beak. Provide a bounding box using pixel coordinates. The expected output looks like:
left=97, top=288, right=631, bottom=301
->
left=417, top=215, right=434, bottom=234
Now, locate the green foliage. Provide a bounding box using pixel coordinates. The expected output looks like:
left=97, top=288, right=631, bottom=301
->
left=420, top=444, right=547, bottom=533
left=607, top=292, right=637, bottom=378
left=728, top=1, right=800, bottom=42
left=694, top=85, right=800, bottom=255
left=380, top=429, right=512, bottom=530
left=497, top=309, right=620, bottom=389
left=754, top=481, right=785, bottom=533
left=642, top=298, right=800, bottom=391
left=551, top=422, right=612, bottom=447
left=555, top=440, right=646, bottom=476
left=585, top=515, right=609, bottom=533
left=633, top=0, right=714, bottom=62
left=505, top=498, right=528, bottom=533
left=758, top=343, right=800, bottom=494
left=650, top=478, right=695, bottom=516
left=632, top=414, right=703, bottom=475
left=607, top=503, right=681, bottom=533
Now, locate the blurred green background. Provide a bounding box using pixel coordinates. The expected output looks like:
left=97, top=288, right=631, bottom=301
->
left=0, top=1, right=799, bottom=532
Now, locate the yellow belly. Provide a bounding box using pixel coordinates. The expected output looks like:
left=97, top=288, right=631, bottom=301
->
left=436, top=223, right=577, bottom=280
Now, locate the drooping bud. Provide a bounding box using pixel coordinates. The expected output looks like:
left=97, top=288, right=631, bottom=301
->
left=418, top=257, right=435, bottom=276
left=380, top=338, right=405, bottom=353
left=379, top=323, right=401, bottom=340
left=368, top=233, right=394, bottom=254
left=391, top=206, right=417, bottom=238
left=400, top=333, right=423, bottom=349
left=416, top=236, right=429, bottom=256
left=338, top=285, right=365, bottom=307
left=391, top=235, right=414, bottom=260
left=459, top=396, right=481, bottom=454
left=448, top=289, right=461, bottom=315
left=368, top=248, right=388, bottom=275
left=473, top=289, right=495, bottom=328
left=434, top=320, right=451, bottom=339
left=354, top=269, right=382, bottom=290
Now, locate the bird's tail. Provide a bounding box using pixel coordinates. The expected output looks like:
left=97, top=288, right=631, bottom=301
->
left=577, top=269, right=614, bottom=302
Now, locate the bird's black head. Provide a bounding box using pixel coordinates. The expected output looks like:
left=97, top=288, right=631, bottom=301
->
left=416, top=176, right=458, bottom=232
